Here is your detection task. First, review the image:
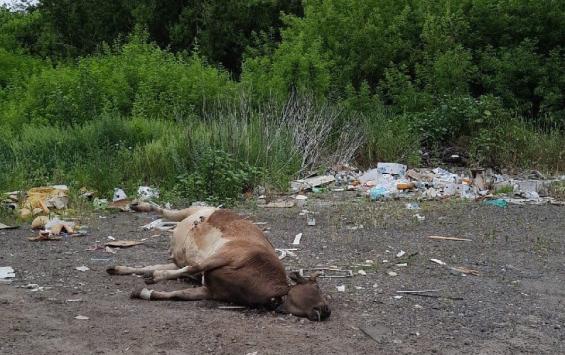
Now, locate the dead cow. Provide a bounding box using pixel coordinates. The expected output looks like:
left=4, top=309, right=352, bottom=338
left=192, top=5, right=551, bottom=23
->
left=106, top=205, right=331, bottom=321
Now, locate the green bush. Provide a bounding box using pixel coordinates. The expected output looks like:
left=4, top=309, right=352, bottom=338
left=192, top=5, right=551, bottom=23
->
left=1, top=32, right=237, bottom=128
left=174, top=148, right=261, bottom=206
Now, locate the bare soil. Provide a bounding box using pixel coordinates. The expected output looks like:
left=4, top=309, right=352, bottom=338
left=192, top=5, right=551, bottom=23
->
left=1, top=193, right=564, bottom=354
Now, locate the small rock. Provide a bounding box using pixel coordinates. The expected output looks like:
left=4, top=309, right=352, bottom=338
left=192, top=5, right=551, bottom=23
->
left=336, top=285, right=346, bottom=292
left=75, top=266, right=90, bottom=272
left=396, top=250, right=406, bottom=258
left=357, top=270, right=367, bottom=276
left=387, top=271, right=398, bottom=277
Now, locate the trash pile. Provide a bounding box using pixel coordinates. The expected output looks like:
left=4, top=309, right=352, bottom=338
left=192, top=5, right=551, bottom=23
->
left=1, top=184, right=163, bottom=240
left=3, top=185, right=69, bottom=219
left=290, top=162, right=564, bottom=206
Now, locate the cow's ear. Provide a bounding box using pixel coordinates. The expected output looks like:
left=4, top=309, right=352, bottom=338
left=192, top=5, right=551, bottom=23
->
left=289, top=271, right=308, bottom=284
left=309, top=271, right=323, bottom=282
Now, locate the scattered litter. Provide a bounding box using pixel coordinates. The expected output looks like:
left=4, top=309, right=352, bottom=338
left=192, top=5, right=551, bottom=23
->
left=31, top=216, right=49, bottom=229
left=276, top=249, right=287, bottom=260
left=449, top=266, right=480, bottom=276
left=414, top=214, right=426, bottom=222
left=357, top=270, right=367, bottom=276
left=275, top=248, right=298, bottom=260
left=397, top=292, right=463, bottom=301
left=414, top=304, right=423, bottom=309
left=28, top=233, right=61, bottom=241
left=396, top=289, right=440, bottom=294
left=105, top=240, right=144, bottom=248
left=79, top=187, right=95, bottom=200
left=387, top=271, right=398, bottom=277
left=295, top=195, right=308, bottom=208
left=291, top=175, right=335, bottom=192
left=369, top=187, right=390, bottom=201
left=246, top=351, right=258, bottom=355
left=137, top=186, right=159, bottom=201
left=405, top=203, right=420, bottom=210
left=75, top=266, right=90, bottom=272
left=66, top=299, right=83, bottom=302
left=105, top=246, right=117, bottom=254
left=218, top=305, right=246, bottom=310
left=293, top=268, right=353, bottom=278
left=396, top=263, right=407, bottom=267
left=93, top=198, right=108, bottom=209
left=113, top=188, right=127, bottom=202
left=0, top=266, right=15, bottom=282
left=91, top=258, right=112, bottom=262
left=74, top=315, right=89, bottom=320
left=397, top=182, right=416, bottom=190
left=359, top=323, right=389, bottom=343
left=427, top=236, right=472, bottom=242
left=336, top=285, right=346, bottom=292
left=306, top=214, right=316, bottom=226
left=430, top=259, right=479, bottom=277
left=48, top=223, right=75, bottom=235
left=354, top=286, right=365, bottom=290
left=253, top=222, right=268, bottom=225
left=346, top=225, right=364, bottom=230
left=25, top=284, right=45, bottom=292
left=107, top=236, right=115, bottom=240
left=430, top=259, right=446, bottom=266
left=393, top=295, right=403, bottom=300
left=0, top=222, right=18, bottom=229
left=292, top=233, right=303, bottom=245
left=259, top=200, right=295, bottom=208
left=396, top=250, right=406, bottom=258
left=21, top=186, right=69, bottom=215
left=376, top=162, right=407, bottom=176
left=482, top=199, right=508, bottom=208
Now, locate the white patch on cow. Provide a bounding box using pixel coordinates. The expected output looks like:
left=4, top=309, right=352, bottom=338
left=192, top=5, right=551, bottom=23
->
left=170, top=208, right=227, bottom=266
left=140, top=288, right=153, bottom=300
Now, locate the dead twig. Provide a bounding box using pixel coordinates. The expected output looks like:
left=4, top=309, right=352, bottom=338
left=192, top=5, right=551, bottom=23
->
left=396, top=289, right=441, bottom=294
left=398, top=292, right=463, bottom=301
left=427, top=236, right=473, bottom=242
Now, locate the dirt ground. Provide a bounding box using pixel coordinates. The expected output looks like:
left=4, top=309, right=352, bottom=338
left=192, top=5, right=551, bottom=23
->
left=1, top=193, right=564, bottom=355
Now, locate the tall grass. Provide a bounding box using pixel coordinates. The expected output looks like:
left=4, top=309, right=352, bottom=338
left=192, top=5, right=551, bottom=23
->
left=0, top=95, right=366, bottom=200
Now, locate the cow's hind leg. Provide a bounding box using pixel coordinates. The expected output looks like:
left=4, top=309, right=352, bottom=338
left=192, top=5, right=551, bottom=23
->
left=142, top=266, right=197, bottom=284
left=131, top=286, right=210, bottom=301
left=106, top=263, right=178, bottom=276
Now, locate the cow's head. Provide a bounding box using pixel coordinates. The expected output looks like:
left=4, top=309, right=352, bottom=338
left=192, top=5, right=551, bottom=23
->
left=279, top=271, right=331, bottom=321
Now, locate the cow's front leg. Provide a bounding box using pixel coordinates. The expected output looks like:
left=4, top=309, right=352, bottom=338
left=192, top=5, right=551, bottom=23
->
left=106, top=263, right=178, bottom=276
left=130, top=286, right=210, bottom=301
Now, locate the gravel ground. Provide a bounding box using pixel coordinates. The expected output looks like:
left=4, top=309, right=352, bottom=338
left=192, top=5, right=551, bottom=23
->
left=1, top=193, right=564, bottom=354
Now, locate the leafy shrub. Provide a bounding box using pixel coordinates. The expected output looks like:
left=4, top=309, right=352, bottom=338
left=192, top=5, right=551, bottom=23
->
left=174, top=148, right=261, bottom=206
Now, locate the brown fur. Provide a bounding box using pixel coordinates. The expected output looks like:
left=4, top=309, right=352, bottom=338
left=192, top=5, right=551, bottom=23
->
left=107, top=207, right=330, bottom=321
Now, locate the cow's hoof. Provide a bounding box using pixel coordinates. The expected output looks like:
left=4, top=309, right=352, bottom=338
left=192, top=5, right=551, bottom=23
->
left=143, top=272, right=156, bottom=284
left=130, top=287, right=144, bottom=299
left=106, top=266, right=119, bottom=275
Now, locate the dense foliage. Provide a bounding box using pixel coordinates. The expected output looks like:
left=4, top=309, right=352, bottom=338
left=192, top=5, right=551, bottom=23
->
left=1, top=0, right=563, bottom=202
